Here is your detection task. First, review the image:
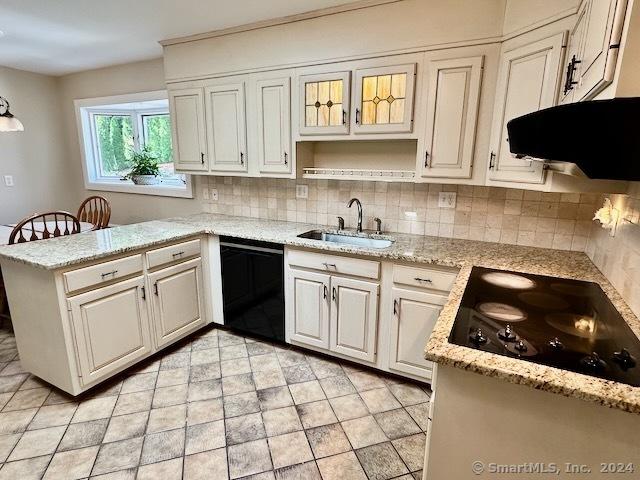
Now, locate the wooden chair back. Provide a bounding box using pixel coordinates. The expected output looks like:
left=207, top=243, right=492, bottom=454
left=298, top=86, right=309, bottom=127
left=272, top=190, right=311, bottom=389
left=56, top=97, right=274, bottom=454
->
left=9, top=211, right=81, bottom=245
left=77, top=196, right=111, bottom=230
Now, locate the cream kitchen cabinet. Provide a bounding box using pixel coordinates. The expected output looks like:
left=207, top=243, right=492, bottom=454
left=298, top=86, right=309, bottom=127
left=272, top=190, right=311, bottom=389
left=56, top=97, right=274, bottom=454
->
left=204, top=80, right=248, bottom=173
left=168, top=88, right=208, bottom=171
left=68, top=276, right=153, bottom=385
left=172, top=71, right=294, bottom=177
left=389, top=287, right=446, bottom=378
left=0, top=236, right=212, bottom=396
left=330, top=276, right=379, bottom=362
left=288, top=268, right=331, bottom=349
left=560, top=0, right=628, bottom=103
left=487, top=32, right=565, bottom=185
left=418, top=56, right=483, bottom=179
left=298, top=71, right=351, bottom=136
left=286, top=250, right=380, bottom=363
left=255, top=77, right=292, bottom=174
left=147, top=257, right=205, bottom=348
left=353, top=63, right=416, bottom=134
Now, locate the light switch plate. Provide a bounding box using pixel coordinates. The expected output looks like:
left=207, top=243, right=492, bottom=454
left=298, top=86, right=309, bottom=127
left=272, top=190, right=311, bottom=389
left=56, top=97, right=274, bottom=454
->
left=202, top=188, right=210, bottom=200
left=438, top=192, right=456, bottom=209
left=210, top=189, right=219, bottom=201
left=296, top=185, right=308, bottom=199
left=3, top=175, right=14, bottom=187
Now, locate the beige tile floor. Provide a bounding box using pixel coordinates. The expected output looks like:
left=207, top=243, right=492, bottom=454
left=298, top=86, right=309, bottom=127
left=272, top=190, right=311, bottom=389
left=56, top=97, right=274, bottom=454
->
left=0, top=323, right=431, bottom=479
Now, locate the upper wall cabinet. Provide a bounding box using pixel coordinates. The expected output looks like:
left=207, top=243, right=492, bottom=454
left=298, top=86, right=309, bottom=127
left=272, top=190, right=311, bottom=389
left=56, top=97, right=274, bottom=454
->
left=256, top=77, right=292, bottom=174
left=560, top=0, right=628, bottom=103
left=487, top=33, right=565, bottom=185
left=169, top=88, right=208, bottom=172
left=299, top=72, right=350, bottom=135
left=418, top=56, right=483, bottom=179
left=171, top=70, right=295, bottom=178
left=353, top=64, right=416, bottom=134
left=205, top=80, right=248, bottom=174
left=294, top=56, right=420, bottom=141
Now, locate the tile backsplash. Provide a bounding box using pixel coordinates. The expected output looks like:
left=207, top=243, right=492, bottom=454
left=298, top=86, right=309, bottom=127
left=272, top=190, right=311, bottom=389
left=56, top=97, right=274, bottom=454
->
left=200, top=177, right=600, bottom=251
left=586, top=183, right=640, bottom=318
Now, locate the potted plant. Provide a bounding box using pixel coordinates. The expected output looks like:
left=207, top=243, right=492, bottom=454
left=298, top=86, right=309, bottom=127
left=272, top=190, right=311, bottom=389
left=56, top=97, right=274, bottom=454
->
left=126, top=147, right=160, bottom=185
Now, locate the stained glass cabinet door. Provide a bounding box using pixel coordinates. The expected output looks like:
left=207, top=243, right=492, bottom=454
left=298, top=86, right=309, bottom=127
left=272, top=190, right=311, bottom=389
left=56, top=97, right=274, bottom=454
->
left=353, top=64, right=416, bottom=134
left=299, top=71, right=351, bottom=135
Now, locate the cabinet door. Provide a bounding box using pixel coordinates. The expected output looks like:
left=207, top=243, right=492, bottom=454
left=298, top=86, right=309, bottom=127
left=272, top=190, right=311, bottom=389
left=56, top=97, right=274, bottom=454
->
left=147, top=257, right=205, bottom=349
left=289, top=269, right=330, bottom=349
left=68, top=276, right=152, bottom=385
left=353, top=64, right=416, bottom=134
left=299, top=72, right=350, bottom=135
left=488, top=33, right=565, bottom=184
left=256, top=77, right=291, bottom=174
left=204, top=82, right=248, bottom=173
left=389, top=288, right=446, bottom=378
left=169, top=88, right=207, bottom=171
left=559, top=1, right=589, bottom=105
left=575, top=0, right=627, bottom=100
left=420, top=56, right=483, bottom=179
left=330, top=276, right=379, bottom=362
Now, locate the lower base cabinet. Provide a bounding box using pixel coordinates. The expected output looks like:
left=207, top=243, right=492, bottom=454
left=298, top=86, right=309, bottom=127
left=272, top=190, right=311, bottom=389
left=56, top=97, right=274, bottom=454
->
left=147, top=257, right=205, bottom=348
left=388, top=287, right=447, bottom=377
left=68, top=276, right=152, bottom=385
left=289, top=269, right=331, bottom=349
left=330, top=276, right=379, bottom=362
left=287, top=265, right=380, bottom=363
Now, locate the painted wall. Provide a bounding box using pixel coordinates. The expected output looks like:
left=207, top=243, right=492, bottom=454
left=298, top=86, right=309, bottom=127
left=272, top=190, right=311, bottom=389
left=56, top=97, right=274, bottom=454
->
left=56, top=59, right=203, bottom=225
left=502, top=0, right=579, bottom=35
left=0, top=66, right=75, bottom=224
left=163, top=0, right=507, bottom=81
left=586, top=183, right=640, bottom=318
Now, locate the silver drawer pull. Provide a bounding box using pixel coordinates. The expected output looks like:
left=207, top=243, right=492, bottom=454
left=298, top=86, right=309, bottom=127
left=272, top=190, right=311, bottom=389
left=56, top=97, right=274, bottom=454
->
left=101, top=270, right=118, bottom=279
left=414, top=277, right=432, bottom=283
left=172, top=251, right=185, bottom=258
left=322, top=262, right=337, bottom=269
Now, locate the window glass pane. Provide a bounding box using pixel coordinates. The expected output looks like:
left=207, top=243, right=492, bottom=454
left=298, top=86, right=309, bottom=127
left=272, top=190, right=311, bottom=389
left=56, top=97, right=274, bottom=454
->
left=94, top=114, right=134, bottom=177
left=362, top=76, right=377, bottom=101
left=329, top=103, right=343, bottom=126
left=305, top=78, right=345, bottom=128
left=142, top=114, right=184, bottom=184
left=360, top=72, right=408, bottom=125
left=330, top=80, right=343, bottom=103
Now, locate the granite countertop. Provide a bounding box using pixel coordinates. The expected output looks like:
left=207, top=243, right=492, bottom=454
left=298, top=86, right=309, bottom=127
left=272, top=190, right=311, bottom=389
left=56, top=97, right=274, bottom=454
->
left=0, top=212, right=639, bottom=414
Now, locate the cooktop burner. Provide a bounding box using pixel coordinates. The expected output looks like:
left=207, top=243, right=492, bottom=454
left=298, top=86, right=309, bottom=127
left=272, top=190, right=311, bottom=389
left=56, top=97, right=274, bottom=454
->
left=449, top=267, right=640, bottom=386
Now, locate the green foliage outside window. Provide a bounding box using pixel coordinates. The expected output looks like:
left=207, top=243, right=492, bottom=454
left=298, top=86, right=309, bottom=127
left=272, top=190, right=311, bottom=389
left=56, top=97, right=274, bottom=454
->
left=95, top=113, right=173, bottom=177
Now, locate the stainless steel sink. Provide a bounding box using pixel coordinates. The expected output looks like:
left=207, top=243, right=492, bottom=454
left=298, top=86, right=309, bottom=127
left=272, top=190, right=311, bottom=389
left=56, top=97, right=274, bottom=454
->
left=297, top=230, right=394, bottom=249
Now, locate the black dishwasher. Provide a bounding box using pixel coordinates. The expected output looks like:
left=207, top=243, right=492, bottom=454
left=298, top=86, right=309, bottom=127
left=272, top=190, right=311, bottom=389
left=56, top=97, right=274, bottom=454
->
left=220, top=236, right=285, bottom=342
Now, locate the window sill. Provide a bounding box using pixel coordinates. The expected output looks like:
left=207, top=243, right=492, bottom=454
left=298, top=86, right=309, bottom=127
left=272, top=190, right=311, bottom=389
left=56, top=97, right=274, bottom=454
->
left=85, top=178, right=194, bottom=199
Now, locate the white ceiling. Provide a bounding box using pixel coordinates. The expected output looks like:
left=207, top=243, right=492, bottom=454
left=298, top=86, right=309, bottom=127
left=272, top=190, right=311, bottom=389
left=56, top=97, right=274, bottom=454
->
left=0, top=0, right=361, bottom=76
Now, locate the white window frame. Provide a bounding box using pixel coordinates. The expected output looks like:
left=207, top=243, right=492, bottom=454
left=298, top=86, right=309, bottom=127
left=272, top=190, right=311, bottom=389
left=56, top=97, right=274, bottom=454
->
left=75, top=90, right=193, bottom=198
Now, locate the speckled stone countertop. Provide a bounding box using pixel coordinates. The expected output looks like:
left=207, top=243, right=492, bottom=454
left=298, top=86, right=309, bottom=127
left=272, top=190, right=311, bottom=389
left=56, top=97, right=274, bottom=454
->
left=0, top=212, right=639, bottom=414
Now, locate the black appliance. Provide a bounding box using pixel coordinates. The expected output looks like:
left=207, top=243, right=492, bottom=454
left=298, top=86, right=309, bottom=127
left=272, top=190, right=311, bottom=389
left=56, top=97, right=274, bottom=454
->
left=220, top=236, right=285, bottom=342
left=506, top=97, right=640, bottom=181
left=450, top=266, right=640, bottom=386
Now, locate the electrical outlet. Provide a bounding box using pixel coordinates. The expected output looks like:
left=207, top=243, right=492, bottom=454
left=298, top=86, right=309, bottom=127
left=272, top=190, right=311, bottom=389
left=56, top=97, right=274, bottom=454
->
left=210, top=188, right=219, bottom=201
left=296, top=185, right=308, bottom=199
left=202, top=188, right=210, bottom=200
left=3, top=175, right=14, bottom=187
left=438, top=192, right=456, bottom=209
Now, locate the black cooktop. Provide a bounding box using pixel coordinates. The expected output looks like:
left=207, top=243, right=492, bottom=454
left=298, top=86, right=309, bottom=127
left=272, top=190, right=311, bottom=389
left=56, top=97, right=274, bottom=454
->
left=449, top=267, right=640, bottom=386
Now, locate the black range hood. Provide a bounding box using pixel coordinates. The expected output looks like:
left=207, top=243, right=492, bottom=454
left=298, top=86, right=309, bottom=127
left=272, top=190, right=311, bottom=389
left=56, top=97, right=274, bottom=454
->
left=506, top=97, right=640, bottom=181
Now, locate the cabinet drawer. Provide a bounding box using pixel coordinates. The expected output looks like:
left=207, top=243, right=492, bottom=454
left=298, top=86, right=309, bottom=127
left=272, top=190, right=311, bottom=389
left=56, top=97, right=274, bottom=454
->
left=288, top=249, right=379, bottom=280
left=393, top=264, right=457, bottom=292
left=146, top=239, right=201, bottom=269
left=64, top=255, right=143, bottom=294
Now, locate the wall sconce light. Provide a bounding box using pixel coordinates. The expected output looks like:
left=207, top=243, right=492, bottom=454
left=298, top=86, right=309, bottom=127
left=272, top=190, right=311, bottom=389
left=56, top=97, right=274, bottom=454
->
left=593, top=197, right=620, bottom=236
left=0, top=96, right=24, bottom=132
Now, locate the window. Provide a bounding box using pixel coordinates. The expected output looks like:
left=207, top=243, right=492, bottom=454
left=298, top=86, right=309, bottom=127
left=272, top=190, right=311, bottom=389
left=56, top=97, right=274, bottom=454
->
left=76, top=91, right=192, bottom=198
